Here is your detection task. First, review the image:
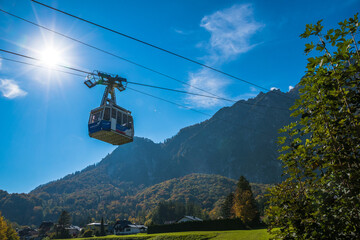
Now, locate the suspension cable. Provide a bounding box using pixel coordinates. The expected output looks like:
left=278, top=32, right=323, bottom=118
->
left=0, top=49, right=291, bottom=111
left=0, top=9, right=221, bottom=98
left=30, top=0, right=295, bottom=100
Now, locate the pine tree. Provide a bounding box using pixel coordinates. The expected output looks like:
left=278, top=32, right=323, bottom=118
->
left=220, top=193, right=235, bottom=219
left=100, top=217, right=106, bottom=236
left=232, top=176, right=259, bottom=224
left=55, top=210, right=71, bottom=239
left=58, top=210, right=71, bottom=227
left=267, top=14, right=360, bottom=239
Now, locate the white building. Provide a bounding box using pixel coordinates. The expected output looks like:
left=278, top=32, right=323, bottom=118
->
left=87, top=222, right=108, bottom=233
left=113, top=220, right=147, bottom=235
left=177, top=216, right=203, bottom=223
left=122, top=224, right=147, bottom=234
left=65, top=225, right=81, bottom=237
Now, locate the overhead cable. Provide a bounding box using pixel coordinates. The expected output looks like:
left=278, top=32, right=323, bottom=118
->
left=0, top=55, right=289, bottom=136
left=0, top=49, right=92, bottom=75
left=0, top=49, right=231, bottom=102
left=30, top=0, right=295, bottom=100
left=127, top=86, right=212, bottom=117
left=0, top=9, right=219, bottom=98
left=0, top=56, right=86, bottom=77
left=0, top=56, right=278, bottom=138
left=126, top=87, right=278, bottom=138
left=0, top=49, right=291, bottom=111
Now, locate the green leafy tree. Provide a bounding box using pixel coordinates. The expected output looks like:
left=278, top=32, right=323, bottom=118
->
left=232, top=176, right=259, bottom=224
left=5, top=225, right=18, bottom=240
left=267, top=14, right=360, bottom=239
left=0, top=212, right=19, bottom=240
left=0, top=214, right=6, bottom=240
left=81, top=229, right=93, bottom=238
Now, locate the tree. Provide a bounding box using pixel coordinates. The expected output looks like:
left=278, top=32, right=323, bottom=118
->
left=55, top=210, right=71, bottom=239
left=81, top=229, right=93, bottom=238
left=149, top=201, right=205, bottom=224
left=58, top=210, right=71, bottom=227
left=220, top=193, right=235, bottom=219
left=232, top=176, right=259, bottom=224
left=0, top=213, right=7, bottom=240
left=0, top=212, right=19, bottom=240
left=100, top=217, right=106, bottom=236
left=267, top=14, right=360, bottom=239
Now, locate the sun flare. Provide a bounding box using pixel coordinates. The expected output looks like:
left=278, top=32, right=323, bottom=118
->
left=40, top=46, right=63, bottom=67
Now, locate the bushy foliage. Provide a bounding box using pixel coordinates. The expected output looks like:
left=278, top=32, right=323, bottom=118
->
left=0, top=212, right=19, bottom=240
left=81, top=229, right=93, bottom=238
left=147, top=218, right=265, bottom=234
left=267, top=14, right=360, bottom=239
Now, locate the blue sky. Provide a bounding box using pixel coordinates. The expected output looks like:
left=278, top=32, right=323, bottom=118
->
left=0, top=0, right=358, bottom=193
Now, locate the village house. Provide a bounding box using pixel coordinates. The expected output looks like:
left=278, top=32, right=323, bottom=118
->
left=18, top=227, right=38, bottom=240
left=65, top=225, right=81, bottom=237
left=86, top=222, right=108, bottom=233
left=113, top=220, right=147, bottom=235
left=177, top=216, right=203, bottom=223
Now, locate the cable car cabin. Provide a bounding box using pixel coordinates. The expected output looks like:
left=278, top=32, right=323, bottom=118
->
left=88, top=104, right=134, bottom=145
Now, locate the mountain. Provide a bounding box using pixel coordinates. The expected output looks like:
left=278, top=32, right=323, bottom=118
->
left=0, top=190, right=43, bottom=226
left=161, top=89, right=296, bottom=183
left=1, top=88, right=297, bottom=226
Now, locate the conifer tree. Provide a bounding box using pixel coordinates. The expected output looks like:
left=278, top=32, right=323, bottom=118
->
left=58, top=210, right=71, bottom=228
left=55, top=210, right=71, bottom=239
left=233, top=176, right=259, bottom=224
left=220, top=193, right=235, bottom=219
left=100, top=217, right=106, bottom=236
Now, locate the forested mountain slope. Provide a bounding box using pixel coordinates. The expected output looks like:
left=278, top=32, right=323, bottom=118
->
left=32, top=88, right=296, bottom=197
left=1, top=88, right=297, bottom=226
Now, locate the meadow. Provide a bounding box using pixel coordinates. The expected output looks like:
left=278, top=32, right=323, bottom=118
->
left=71, top=229, right=270, bottom=240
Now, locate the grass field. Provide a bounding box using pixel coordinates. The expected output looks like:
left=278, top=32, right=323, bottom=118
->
left=71, top=229, right=270, bottom=240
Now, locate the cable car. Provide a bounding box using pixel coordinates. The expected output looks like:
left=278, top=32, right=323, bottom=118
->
left=85, top=71, right=134, bottom=145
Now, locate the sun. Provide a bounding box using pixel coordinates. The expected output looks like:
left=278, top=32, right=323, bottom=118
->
left=40, top=46, right=63, bottom=67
